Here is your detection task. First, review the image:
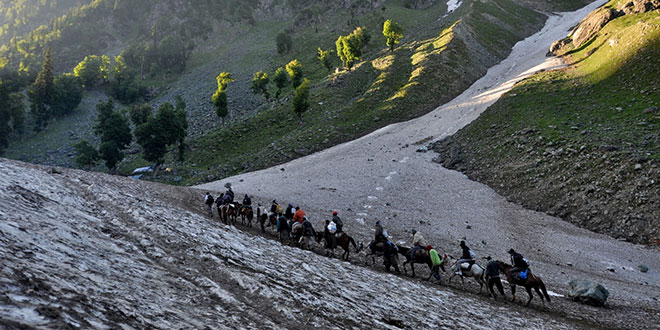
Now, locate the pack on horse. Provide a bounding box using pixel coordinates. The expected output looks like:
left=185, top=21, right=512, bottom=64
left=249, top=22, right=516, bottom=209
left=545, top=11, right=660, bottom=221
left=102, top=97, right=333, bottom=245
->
left=496, top=261, right=550, bottom=306
left=365, top=240, right=385, bottom=266
left=316, top=232, right=361, bottom=260
left=396, top=245, right=438, bottom=279
left=256, top=206, right=276, bottom=233
left=445, top=255, right=486, bottom=293
left=239, top=204, right=254, bottom=227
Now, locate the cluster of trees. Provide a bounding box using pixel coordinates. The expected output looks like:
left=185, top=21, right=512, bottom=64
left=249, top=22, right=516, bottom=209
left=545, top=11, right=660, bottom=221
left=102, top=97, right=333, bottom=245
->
left=0, top=78, right=26, bottom=155
left=74, top=97, right=188, bottom=173
left=336, top=26, right=370, bottom=70
left=73, top=53, right=147, bottom=103
left=27, top=48, right=83, bottom=132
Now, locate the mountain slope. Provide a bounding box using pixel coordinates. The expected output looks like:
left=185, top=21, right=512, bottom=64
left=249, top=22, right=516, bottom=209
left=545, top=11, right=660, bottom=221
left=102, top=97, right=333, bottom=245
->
left=0, top=157, right=591, bottom=329
left=433, top=0, right=660, bottom=245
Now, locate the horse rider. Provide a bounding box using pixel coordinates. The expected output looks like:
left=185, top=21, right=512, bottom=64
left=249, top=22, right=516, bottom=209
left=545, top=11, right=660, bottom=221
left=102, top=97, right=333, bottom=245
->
left=374, top=220, right=386, bottom=243
left=427, top=245, right=443, bottom=281
left=204, top=192, right=214, bottom=217
left=383, top=239, right=400, bottom=274
left=225, top=186, right=234, bottom=202
left=332, top=211, right=343, bottom=236
left=293, top=206, right=306, bottom=224
left=324, top=219, right=337, bottom=250
left=270, top=200, right=278, bottom=214
left=410, top=229, right=427, bottom=259
left=243, top=194, right=252, bottom=208
left=285, top=203, right=295, bottom=220
left=455, top=240, right=474, bottom=276
left=301, top=216, right=316, bottom=249
left=485, top=256, right=506, bottom=298
left=508, top=248, right=529, bottom=278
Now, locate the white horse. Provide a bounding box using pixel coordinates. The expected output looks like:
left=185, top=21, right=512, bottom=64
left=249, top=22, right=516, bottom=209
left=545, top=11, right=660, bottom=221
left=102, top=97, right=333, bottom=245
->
left=444, top=255, right=486, bottom=293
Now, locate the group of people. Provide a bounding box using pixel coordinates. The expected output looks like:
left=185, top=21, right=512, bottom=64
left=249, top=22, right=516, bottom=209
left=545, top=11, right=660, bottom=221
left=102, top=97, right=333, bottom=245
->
left=204, top=190, right=532, bottom=297
left=372, top=221, right=531, bottom=297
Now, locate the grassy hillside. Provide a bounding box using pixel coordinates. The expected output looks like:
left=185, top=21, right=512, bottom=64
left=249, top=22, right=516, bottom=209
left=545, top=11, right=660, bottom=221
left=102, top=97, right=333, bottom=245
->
left=2, top=0, right=592, bottom=181
left=433, top=3, right=660, bottom=245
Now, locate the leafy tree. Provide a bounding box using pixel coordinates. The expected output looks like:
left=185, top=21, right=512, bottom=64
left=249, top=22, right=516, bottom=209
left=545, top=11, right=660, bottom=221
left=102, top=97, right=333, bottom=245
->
left=273, top=67, right=288, bottom=99
left=292, top=78, right=310, bottom=125
left=251, top=71, right=270, bottom=100
left=93, top=99, right=132, bottom=172
left=129, top=104, right=152, bottom=126
left=135, top=102, right=187, bottom=167
left=276, top=31, right=293, bottom=54
left=317, top=48, right=333, bottom=72
left=212, top=72, right=234, bottom=126
left=51, top=74, right=83, bottom=117
left=99, top=55, right=111, bottom=83
left=336, top=27, right=368, bottom=70
left=28, top=47, right=54, bottom=132
left=74, top=55, right=104, bottom=88
left=383, top=20, right=403, bottom=51
left=285, top=59, right=303, bottom=89
left=112, top=55, right=129, bottom=84
left=73, top=139, right=99, bottom=169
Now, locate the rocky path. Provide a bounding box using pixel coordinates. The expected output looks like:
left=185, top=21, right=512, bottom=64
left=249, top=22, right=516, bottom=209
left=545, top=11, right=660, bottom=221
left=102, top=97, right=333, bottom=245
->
left=198, top=0, right=660, bottom=326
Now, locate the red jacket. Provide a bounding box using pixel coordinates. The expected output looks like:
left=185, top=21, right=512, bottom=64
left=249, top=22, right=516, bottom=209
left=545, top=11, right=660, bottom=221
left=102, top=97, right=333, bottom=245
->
left=293, top=209, right=306, bottom=223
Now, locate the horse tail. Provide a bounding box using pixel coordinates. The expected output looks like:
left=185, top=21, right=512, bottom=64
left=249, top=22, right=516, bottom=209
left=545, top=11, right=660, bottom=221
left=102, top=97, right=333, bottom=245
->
left=539, top=278, right=551, bottom=303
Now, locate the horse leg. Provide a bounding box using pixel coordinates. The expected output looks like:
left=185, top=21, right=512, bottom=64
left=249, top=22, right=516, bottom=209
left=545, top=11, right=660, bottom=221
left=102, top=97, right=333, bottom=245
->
left=402, top=261, right=409, bottom=275
left=510, top=285, right=517, bottom=302
left=460, top=276, right=465, bottom=290
left=411, top=263, right=416, bottom=278
left=525, top=286, right=534, bottom=307
left=534, top=286, right=545, bottom=306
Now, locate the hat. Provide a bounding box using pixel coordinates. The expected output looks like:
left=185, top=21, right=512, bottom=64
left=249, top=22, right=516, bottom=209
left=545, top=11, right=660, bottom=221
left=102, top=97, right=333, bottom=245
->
left=376, top=220, right=381, bottom=225
left=426, top=245, right=432, bottom=251
left=486, top=256, right=492, bottom=261
left=333, top=211, right=338, bottom=215
left=460, top=240, right=466, bottom=247
left=272, top=200, right=277, bottom=203
left=508, top=248, right=515, bottom=254
left=411, top=229, right=417, bottom=235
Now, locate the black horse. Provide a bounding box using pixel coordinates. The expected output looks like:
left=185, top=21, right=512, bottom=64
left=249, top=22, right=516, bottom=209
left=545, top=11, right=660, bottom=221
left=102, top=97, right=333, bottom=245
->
left=316, top=232, right=361, bottom=260
left=396, top=245, right=439, bottom=279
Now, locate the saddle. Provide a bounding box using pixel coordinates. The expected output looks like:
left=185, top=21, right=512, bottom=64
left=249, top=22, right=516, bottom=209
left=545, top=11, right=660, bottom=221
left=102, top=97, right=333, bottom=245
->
left=413, top=249, right=428, bottom=257
left=460, top=260, right=476, bottom=271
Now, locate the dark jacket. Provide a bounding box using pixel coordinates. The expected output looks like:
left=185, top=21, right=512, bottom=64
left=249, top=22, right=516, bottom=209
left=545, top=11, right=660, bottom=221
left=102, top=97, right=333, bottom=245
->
left=277, top=215, right=289, bottom=232
left=302, top=220, right=315, bottom=237
left=383, top=240, right=398, bottom=257
left=205, top=195, right=214, bottom=205
left=333, top=215, right=343, bottom=232
left=512, top=252, right=528, bottom=270
left=375, top=224, right=385, bottom=242
left=243, top=196, right=252, bottom=206
left=461, top=245, right=472, bottom=260
left=225, top=189, right=234, bottom=201
left=486, top=260, right=500, bottom=278
left=270, top=203, right=278, bottom=214
left=285, top=205, right=294, bottom=219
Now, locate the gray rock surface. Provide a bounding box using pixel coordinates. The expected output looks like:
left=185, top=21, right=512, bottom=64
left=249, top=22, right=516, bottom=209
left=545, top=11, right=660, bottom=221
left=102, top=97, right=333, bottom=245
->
left=568, top=279, right=610, bottom=307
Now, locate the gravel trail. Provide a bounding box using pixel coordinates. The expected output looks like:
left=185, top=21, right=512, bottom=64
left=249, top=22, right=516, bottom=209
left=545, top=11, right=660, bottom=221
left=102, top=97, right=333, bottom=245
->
left=198, top=0, right=660, bottom=325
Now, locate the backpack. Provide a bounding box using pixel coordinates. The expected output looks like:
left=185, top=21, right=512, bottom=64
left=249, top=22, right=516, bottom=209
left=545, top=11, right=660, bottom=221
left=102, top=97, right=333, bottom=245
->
left=276, top=204, right=283, bottom=214
left=468, top=249, right=476, bottom=259
left=327, top=221, right=337, bottom=234
left=205, top=195, right=214, bottom=205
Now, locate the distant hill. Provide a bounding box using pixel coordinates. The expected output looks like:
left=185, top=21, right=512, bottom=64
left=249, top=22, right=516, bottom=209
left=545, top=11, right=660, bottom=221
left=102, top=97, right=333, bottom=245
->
left=433, top=0, right=660, bottom=245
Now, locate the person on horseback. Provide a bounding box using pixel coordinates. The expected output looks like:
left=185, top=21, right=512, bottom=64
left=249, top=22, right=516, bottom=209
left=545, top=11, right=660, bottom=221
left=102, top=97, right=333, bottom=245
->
left=243, top=195, right=252, bottom=208
left=332, top=211, right=343, bottom=234
left=224, top=185, right=234, bottom=202
left=374, top=220, right=386, bottom=243
left=383, top=239, right=400, bottom=274
left=204, top=193, right=214, bottom=217
left=293, top=206, right=306, bottom=224
left=427, top=245, right=443, bottom=281
left=508, top=248, right=529, bottom=280
left=455, top=241, right=474, bottom=276
left=485, top=256, right=506, bottom=298
left=215, top=193, right=224, bottom=216
left=410, top=229, right=427, bottom=259
left=285, top=204, right=294, bottom=220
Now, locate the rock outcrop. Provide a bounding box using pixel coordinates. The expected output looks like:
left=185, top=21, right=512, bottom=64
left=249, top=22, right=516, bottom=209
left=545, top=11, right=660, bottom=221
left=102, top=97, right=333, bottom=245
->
left=568, top=279, right=610, bottom=307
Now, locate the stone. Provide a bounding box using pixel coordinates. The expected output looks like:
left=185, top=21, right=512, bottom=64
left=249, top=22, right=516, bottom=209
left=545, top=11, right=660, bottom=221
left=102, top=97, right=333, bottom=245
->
left=416, top=146, right=428, bottom=153
left=639, top=264, right=649, bottom=273
left=568, top=279, right=610, bottom=307
left=634, top=164, right=643, bottom=171
left=643, top=106, right=659, bottom=114
left=606, top=266, right=616, bottom=272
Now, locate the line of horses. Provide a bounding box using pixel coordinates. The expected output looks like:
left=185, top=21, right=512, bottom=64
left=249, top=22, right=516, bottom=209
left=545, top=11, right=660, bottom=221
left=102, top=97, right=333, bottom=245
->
left=210, top=201, right=550, bottom=307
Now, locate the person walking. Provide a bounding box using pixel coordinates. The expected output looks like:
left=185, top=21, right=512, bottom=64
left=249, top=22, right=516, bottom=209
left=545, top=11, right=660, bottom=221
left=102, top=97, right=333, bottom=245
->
left=204, top=193, right=214, bottom=217
left=427, top=245, right=443, bottom=282
left=485, top=256, right=506, bottom=299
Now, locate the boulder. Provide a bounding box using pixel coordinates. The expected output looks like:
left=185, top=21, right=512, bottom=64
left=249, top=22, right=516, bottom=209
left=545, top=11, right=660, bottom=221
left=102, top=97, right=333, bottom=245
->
left=638, top=264, right=649, bottom=273
left=568, top=279, right=610, bottom=307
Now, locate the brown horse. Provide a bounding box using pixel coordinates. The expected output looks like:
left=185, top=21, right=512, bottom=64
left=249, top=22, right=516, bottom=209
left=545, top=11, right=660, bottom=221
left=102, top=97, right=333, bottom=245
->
left=396, top=246, right=438, bottom=279
left=240, top=205, right=254, bottom=227
left=496, top=261, right=551, bottom=306
left=316, top=232, right=361, bottom=260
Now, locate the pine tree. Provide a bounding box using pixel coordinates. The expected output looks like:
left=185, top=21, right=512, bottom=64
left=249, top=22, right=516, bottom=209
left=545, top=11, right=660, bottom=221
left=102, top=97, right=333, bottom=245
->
left=273, top=67, right=288, bottom=99
left=28, top=47, right=54, bottom=132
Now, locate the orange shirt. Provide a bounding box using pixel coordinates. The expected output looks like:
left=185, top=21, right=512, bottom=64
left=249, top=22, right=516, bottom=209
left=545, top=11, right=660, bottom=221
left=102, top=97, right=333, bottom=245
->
left=293, top=209, right=306, bottom=223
